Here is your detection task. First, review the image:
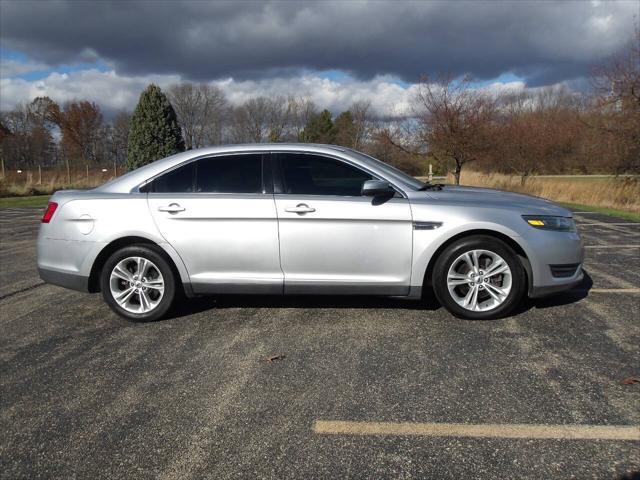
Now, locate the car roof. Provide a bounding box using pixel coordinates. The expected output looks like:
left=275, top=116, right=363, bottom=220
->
left=94, top=143, right=413, bottom=193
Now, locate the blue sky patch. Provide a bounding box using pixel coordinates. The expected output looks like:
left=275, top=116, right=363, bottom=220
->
left=1, top=48, right=110, bottom=81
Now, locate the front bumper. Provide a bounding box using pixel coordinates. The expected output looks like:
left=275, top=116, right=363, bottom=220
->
left=519, top=228, right=584, bottom=298
left=529, top=266, right=584, bottom=298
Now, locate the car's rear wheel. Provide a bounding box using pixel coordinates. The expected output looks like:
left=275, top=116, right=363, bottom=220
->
left=100, top=244, right=176, bottom=322
left=432, top=235, right=526, bottom=319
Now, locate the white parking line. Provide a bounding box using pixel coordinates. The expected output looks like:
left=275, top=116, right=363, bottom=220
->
left=313, top=420, right=640, bottom=441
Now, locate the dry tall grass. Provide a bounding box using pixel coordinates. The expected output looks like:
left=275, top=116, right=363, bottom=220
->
left=448, top=172, right=640, bottom=213
left=0, top=168, right=114, bottom=197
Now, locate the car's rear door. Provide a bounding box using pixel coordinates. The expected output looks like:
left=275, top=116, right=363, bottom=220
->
left=146, top=153, right=283, bottom=294
left=272, top=152, right=413, bottom=295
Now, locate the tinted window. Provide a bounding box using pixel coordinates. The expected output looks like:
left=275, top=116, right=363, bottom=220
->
left=146, top=162, right=195, bottom=193
left=144, top=154, right=263, bottom=193
left=196, top=154, right=262, bottom=193
left=278, top=153, right=373, bottom=196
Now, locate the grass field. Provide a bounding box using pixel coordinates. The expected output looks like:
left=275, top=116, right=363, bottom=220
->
left=527, top=175, right=634, bottom=182
left=439, top=171, right=639, bottom=220
left=0, top=195, right=50, bottom=209
left=558, top=202, right=640, bottom=222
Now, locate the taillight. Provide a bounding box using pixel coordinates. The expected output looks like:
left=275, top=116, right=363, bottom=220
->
left=42, top=202, right=58, bottom=223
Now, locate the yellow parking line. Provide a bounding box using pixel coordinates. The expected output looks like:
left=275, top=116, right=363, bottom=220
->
left=584, top=245, right=640, bottom=249
left=313, top=420, right=640, bottom=441
left=578, top=222, right=640, bottom=226
left=588, top=288, right=640, bottom=293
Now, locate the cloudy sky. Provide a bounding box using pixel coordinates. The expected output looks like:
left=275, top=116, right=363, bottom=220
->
left=0, top=0, right=637, bottom=116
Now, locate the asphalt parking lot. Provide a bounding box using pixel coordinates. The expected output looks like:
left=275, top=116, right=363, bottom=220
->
left=1, top=207, right=638, bottom=479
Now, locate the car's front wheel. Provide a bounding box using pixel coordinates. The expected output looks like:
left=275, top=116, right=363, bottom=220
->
left=100, top=244, right=176, bottom=321
left=432, top=235, right=526, bottom=319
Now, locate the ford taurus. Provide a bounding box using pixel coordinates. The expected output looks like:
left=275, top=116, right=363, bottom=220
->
left=37, top=144, right=584, bottom=321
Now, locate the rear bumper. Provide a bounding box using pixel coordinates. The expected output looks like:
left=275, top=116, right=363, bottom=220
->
left=38, top=267, right=90, bottom=293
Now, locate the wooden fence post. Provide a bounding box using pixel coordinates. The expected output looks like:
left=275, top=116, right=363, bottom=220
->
left=38, top=165, right=42, bottom=185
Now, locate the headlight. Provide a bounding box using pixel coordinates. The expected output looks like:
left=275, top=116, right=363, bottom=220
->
left=522, top=215, right=576, bottom=232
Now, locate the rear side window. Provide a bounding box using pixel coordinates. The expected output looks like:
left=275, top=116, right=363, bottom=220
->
left=278, top=153, right=373, bottom=196
left=144, top=154, right=263, bottom=193
left=196, top=154, right=262, bottom=193
left=146, top=162, right=195, bottom=193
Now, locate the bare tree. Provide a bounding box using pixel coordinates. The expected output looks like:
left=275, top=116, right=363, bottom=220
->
left=104, top=111, right=131, bottom=167
left=168, top=83, right=228, bottom=149
left=0, top=99, right=56, bottom=169
left=229, top=96, right=295, bottom=143
left=350, top=100, right=372, bottom=149
left=493, top=85, right=586, bottom=183
left=266, top=96, right=293, bottom=142
left=496, top=91, right=544, bottom=184
left=587, top=30, right=640, bottom=173
left=230, top=97, right=269, bottom=143
left=370, top=116, right=430, bottom=175
left=413, top=75, right=496, bottom=184
left=289, top=96, right=318, bottom=141
left=49, top=100, right=104, bottom=165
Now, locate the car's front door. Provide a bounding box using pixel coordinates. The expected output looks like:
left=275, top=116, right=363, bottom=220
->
left=272, top=152, right=413, bottom=295
left=146, top=153, right=283, bottom=294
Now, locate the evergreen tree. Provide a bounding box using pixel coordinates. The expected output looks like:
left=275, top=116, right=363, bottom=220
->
left=333, top=110, right=356, bottom=148
left=126, top=84, right=184, bottom=170
left=298, top=109, right=336, bottom=144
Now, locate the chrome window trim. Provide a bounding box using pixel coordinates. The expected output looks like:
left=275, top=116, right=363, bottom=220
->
left=132, top=148, right=409, bottom=199
left=132, top=150, right=269, bottom=194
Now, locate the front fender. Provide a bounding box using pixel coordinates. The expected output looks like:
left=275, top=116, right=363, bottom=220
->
left=410, top=221, right=534, bottom=289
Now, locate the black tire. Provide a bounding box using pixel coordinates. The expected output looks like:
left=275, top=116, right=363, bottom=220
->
left=100, top=244, right=177, bottom=322
left=432, top=235, right=526, bottom=320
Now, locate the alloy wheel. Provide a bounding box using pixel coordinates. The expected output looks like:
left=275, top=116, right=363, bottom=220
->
left=446, top=249, right=512, bottom=312
left=109, top=256, right=165, bottom=314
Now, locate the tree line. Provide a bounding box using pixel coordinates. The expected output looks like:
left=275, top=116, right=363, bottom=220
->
left=1, top=34, right=637, bottom=184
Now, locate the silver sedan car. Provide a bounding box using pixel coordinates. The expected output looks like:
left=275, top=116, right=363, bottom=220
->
left=37, top=144, right=584, bottom=321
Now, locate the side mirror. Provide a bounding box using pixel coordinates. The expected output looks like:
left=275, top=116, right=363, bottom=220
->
left=361, top=179, right=394, bottom=197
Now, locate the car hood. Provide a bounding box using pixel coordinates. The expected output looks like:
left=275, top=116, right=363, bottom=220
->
left=419, top=185, right=572, bottom=216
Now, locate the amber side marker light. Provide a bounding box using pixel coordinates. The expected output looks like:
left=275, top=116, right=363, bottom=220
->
left=42, top=202, right=58, bottom=223
left=527, top=219, right=545, bottom=226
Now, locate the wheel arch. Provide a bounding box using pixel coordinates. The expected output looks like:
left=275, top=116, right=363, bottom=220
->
left=88, top=236, right=190, bottom=295
left=422, top=229, right=533, bottom=293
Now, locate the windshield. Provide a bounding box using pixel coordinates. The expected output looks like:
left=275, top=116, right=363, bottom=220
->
left=345, top=149, right=427, bottom=190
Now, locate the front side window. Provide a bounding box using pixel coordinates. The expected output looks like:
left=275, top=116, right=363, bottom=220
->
left=278, top=153, right=373, bottom=196
left=144, top=154, right=263, bottom=193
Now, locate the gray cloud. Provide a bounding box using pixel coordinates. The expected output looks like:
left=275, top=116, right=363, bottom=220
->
left=0, top=0, right=636, bottom=86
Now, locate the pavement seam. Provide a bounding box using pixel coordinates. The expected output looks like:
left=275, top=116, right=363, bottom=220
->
left=0, top=282, right=46, bottom=301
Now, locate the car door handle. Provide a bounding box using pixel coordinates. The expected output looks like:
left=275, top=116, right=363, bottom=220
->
left=285, top=203, right=316, bottom=214
left=158, top=203, right=185, bottom=213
